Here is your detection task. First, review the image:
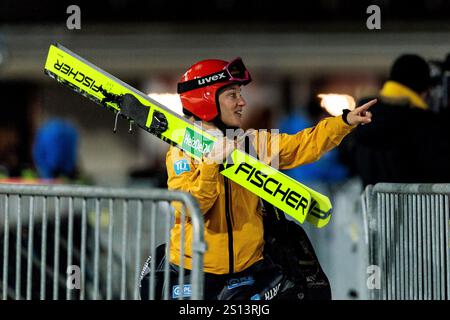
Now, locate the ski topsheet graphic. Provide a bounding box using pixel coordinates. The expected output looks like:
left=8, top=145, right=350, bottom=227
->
left=44, top=43, right=332, bottom=227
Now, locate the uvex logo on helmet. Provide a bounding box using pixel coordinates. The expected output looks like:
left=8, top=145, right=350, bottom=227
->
left=197, top=72, right=226, bottom=86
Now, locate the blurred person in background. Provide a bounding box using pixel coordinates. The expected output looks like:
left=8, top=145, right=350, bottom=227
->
left=0, top=125, right=21, bottom=179
left=0, top=124, right=40, bottom=183
left=32, top=118, right=90, bottom=184
left=347, top=54, right=450, bottom=187
left=139, top=57, right=376, bottom=300
left=0, top=82, right=35, bottom=182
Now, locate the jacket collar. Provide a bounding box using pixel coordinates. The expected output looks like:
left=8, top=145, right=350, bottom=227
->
left=379, top=80, right=428, bottom=110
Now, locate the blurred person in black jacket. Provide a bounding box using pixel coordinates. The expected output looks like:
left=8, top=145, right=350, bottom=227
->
left=347, top=54, right=450, bottom=187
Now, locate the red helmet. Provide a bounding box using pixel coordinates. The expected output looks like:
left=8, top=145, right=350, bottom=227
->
left=177, top=58, right=251, bottom=122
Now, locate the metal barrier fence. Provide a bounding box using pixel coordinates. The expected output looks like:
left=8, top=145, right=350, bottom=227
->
left=362, top=183, right=450, bottom=300
left=0, top=184, right=205, bottom=300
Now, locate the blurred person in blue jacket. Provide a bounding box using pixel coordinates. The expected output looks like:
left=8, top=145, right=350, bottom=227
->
left=278, top=97, right=349, bottom=184
left=32, top=119, right=87, bottom=183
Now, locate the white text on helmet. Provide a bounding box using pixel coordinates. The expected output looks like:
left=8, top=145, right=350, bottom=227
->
left=197, top=72, right=226, bottom=85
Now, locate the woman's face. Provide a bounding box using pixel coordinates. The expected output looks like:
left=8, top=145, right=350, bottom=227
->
left=218, top=84, right=247, bottom=128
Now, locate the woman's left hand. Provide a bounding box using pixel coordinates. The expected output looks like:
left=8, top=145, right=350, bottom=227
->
left=347, top=99, right=377, bottom=126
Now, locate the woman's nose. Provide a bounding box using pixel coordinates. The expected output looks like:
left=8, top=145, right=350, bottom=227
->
left=238, top=96, right=246, bottom=107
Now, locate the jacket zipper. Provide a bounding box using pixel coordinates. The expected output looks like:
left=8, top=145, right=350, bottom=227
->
left=223, top=177, right=234, bottom=274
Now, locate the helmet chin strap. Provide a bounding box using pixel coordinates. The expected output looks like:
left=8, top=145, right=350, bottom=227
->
left=182, top=107, right=238, bottom=136
left=212, top=116, right=239, bottom=136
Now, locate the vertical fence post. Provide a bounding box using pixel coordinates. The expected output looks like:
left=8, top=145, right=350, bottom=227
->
left=178, top=205, right=186, bottom=300
left=66, top=197, right=74, bottom=300
left=107, top=199, right=114, bottom=300
left=121, top=200, right=128, bottom=300
left=149, top=202, right=156, bottom=300
left=444, top=195, right=448, bottom=299
left=53, top=197, right=60, bottom=300
left=93, top=199, right=100, bottom=300
left=438, top=195, right=445, bottom=299
left=40, top=197, right=47, bottom=300
left=80, top=199, right=87, bottom=300
left=134, top=201, right=142, bottom=300
left=3, top=195, right=9, bottom=300
left=183, top=193, right=205, bottom=300
left=26, top=197, right=34, bottom=300
left=163, top=202, right=171, bottom=300
left=15, top=195, right=22, bottom=300
left=416, top=194, right=423, bottom=300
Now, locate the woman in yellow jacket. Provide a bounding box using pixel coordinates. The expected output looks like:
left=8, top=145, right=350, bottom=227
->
left=144, top=58, right=375, bottom=300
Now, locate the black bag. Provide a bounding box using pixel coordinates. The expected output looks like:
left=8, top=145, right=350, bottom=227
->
left=140, top=244, right=195, bottom=300
left=262, top=200, right=332, bottom=300
left=139, top=244, right=174, bottom=300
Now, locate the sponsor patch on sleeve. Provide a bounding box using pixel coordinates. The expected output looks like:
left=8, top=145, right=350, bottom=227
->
left=174, top=159, right=190, bottom=175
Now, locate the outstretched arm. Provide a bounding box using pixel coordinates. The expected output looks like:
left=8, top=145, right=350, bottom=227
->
left=258, top=99, right=377, bottom=170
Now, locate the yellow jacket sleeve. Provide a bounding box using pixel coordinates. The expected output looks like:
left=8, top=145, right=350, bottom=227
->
left=256, top=115, right=356, bottom=170
left=166, top=146, right=220, bottom=214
